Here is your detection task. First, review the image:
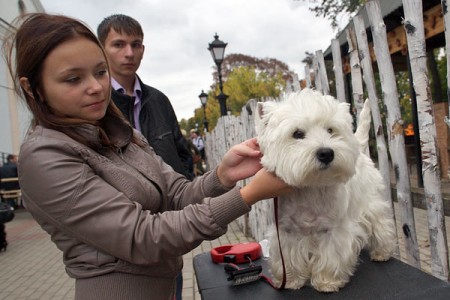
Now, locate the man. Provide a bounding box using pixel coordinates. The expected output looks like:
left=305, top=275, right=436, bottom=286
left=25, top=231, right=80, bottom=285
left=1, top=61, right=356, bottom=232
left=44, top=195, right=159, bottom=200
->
left=0, top=155, right=19, bottom=191
left=97, top=15, right=190, bottom=299
left=190, top=129, right=205, bottom=175
left=0, top=154, right=20, bottom=208
left=97, top=14, right=192, bottom=180
left=190, top=129, right=205, bottom=158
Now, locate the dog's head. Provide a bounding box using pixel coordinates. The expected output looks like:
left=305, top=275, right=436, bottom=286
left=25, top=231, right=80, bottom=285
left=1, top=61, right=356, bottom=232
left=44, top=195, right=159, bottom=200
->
left=255, top=89, right=360, bottom=187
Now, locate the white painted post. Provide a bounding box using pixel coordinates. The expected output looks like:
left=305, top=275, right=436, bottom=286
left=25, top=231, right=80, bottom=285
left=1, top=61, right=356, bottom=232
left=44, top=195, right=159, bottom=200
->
left=291, top=73, right=301, bottom=92
left=353, top=15, right=393, bottom=229
left=316, top=49, right=330, bottom=95
left=346, top=26, right=365, bottom=124
left=366, top=0, right=416, bottom=260
left=442, top=0, right=450, bottom=128
left=304, top=64, right=311, bottom=89
left=403, top=0, right=449, bottom=280
left=312, top=55, right=322, bottom=92
left=331, top=39, right=346, bottom=102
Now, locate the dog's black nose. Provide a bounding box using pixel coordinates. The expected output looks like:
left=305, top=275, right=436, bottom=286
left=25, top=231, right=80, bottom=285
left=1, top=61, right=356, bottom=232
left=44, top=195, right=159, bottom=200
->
left=316, top=148, right=334, bottom=165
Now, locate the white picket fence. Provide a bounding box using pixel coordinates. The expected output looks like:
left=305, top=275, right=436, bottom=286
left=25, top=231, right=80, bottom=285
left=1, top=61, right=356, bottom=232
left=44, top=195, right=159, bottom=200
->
left=204, top=0, right=450, bottom=282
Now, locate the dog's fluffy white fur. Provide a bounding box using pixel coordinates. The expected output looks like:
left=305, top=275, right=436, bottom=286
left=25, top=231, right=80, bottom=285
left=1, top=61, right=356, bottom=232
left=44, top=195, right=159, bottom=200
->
left=255, top=89, right=397, bottom=292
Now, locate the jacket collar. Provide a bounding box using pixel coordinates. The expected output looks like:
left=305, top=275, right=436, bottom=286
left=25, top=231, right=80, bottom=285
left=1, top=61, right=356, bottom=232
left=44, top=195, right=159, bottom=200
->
left=72, top=114, right=133, bottom=149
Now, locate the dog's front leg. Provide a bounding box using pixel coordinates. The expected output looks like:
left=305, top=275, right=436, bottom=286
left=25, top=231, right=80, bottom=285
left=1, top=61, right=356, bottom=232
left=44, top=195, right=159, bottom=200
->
left=269, top=231, right=310, bottom=289
left=309, top=226, right=360, bottom=292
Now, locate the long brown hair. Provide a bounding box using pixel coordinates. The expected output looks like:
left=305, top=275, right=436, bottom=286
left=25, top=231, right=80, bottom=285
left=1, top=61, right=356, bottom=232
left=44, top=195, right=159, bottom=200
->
left=2, top=13, right=141, bottom=149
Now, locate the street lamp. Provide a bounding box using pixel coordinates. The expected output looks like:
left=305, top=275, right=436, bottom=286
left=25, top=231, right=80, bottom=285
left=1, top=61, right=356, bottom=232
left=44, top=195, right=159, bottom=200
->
left=208, top=33, right=228, bottom=116
left=198, top=90, right=209, bottom=132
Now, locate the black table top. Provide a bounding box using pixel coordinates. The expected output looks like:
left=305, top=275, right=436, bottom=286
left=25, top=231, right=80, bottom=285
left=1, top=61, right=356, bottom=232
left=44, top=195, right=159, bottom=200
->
left=193, top=250, right=450, bottom=299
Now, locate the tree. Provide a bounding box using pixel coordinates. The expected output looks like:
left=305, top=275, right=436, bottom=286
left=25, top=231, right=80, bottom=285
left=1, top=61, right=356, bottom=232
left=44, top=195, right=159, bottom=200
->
left=180, top=53, right=292, bottom=133
left=211, top=53, right=292, bottom=90
left=296, top=0, right=364, bottom=29
left=203, top=65, right=285, bottom=131
left=225, top=66, right=285, bottom=114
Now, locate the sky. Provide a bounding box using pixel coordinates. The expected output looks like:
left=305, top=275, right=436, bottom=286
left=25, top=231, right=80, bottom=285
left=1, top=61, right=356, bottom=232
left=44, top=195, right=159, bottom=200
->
left=40, top=0, right=338, bottom=121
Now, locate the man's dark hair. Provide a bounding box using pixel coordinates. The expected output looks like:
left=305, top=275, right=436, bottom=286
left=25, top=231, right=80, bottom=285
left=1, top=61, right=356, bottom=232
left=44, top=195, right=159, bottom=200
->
left=97, top=14, right=144, bottom=46
left=6, top=155, right=15, bottom=162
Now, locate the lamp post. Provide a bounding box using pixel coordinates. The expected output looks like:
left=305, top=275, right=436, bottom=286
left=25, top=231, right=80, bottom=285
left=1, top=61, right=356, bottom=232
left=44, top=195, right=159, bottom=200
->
left=208, top=33, right=228, bottom=116
left=198, top=90, right=209, bottom=132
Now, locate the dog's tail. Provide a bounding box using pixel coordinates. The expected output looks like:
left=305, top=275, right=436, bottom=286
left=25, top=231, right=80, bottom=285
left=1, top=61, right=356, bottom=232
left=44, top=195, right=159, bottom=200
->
left=354, top=99, right=371, bottom=154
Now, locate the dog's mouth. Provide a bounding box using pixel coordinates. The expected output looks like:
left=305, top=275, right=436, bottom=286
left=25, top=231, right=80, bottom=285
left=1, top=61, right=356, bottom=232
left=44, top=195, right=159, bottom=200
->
left=319, top=163, right=332, bottom=170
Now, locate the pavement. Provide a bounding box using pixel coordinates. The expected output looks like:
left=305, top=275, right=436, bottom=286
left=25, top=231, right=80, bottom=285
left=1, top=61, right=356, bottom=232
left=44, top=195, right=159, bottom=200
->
left=1, top=171, right=450, bottom=299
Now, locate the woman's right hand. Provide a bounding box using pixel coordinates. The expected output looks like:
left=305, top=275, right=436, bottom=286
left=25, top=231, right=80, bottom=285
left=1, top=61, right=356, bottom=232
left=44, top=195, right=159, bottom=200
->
left=240, top=169, right=293, bottom=206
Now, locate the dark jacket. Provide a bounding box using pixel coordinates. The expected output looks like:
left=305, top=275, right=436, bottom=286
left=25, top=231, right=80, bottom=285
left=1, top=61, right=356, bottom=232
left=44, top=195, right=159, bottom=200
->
left=0, top=162, right=20, bottom=190
left=111, top=77, right=192, bottom=179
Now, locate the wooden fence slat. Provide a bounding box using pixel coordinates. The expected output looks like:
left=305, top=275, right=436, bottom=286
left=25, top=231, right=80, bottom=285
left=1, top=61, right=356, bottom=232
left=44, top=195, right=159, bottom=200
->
left=304, top=64, right=311, bottom=89
left=366, top=0, right=411, bottom=259
left=403, top=0, right=449, bottom=280
left=312, top=55, right=322, bottom=92
left=331, top=39, right=346, bottom=103
left=346, top=25, right=365, bottom=124
left=292, top=73, right=301, bottom=92
left=316, top=49, right=330, bottom=95
left=442, top=0, right=450, bottom=127
left=353, top=14, right=400, bottom=263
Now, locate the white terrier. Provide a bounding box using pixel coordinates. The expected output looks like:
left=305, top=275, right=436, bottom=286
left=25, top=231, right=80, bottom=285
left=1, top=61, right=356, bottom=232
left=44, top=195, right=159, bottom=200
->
left=255, top=89, right=397, bottom=292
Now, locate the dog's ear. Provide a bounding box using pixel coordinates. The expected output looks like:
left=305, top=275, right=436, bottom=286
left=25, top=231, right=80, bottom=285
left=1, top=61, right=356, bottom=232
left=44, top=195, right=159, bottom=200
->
left=255, top=101, right=278, bottom=135
left=255, top=102, right=267, bottom=135
left=354, top=99, right=372, bottom=154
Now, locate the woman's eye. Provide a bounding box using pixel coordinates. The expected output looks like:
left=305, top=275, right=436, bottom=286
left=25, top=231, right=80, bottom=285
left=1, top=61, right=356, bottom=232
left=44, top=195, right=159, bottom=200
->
left=65, top=77, right=79, bottom=83
left=292, top=130, right=305, bottom=139
left=96, top=70, right=108, bottom=76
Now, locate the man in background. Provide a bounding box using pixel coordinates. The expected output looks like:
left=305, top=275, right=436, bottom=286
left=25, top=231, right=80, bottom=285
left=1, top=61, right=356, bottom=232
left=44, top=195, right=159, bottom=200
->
left=0, top=154, right=20, bottom=209
left=97, top=14, right=192, bottom=181
left=190, top=129, right=205, bottom=175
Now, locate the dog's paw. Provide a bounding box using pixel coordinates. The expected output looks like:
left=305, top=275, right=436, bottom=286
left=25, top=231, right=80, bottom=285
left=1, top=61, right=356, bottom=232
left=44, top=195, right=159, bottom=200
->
left=284, top=278, right=307, bottom=290
left=370, top=250, right=392, bottom=262
left=311, top=275, right=348, bottom=293
left=312, top=280, right=345, bottom=293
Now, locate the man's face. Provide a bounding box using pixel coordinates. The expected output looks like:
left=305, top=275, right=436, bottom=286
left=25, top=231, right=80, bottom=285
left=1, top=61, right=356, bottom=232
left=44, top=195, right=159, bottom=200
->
left=103, top=29, right=144, bottom=80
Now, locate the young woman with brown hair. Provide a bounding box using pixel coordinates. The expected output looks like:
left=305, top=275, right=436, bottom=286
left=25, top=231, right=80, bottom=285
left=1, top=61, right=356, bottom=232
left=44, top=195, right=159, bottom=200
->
left=2, top=13, right=291, bottom=300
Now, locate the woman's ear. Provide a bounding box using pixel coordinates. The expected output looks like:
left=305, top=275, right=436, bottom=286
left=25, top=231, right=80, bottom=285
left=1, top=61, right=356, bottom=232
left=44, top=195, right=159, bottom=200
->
left=19, top=77, right=34, bottom=99
left=20, top=77, right=45, bottom=102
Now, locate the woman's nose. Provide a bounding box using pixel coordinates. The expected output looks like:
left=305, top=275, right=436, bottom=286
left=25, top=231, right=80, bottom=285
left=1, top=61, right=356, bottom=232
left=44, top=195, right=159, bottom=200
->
left=87, top=77, right=103, bottom=94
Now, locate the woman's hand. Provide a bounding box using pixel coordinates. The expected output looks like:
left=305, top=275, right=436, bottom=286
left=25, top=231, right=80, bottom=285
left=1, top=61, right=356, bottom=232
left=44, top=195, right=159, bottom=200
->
left=217, top=138, right=263, bottom=187
left=240, top=169, right=293, bottom=206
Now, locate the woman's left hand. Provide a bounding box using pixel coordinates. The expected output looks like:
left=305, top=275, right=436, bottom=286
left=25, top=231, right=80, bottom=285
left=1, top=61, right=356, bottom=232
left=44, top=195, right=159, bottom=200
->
left=217, top=138, right=263, bottom=187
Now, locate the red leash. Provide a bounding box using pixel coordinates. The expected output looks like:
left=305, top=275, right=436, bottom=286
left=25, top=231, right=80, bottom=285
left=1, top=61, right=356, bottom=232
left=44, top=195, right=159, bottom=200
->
left=210, top=197, right=287, bottom=290
left=272, top=196, right=287, bottom=289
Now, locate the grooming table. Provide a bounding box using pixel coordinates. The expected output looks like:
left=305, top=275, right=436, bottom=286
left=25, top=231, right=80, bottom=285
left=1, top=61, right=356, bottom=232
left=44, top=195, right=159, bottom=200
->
left=193, top=250, right=450, bottom=299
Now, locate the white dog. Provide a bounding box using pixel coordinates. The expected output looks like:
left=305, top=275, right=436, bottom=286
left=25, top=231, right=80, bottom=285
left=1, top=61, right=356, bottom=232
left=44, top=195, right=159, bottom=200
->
left=255, top=89, right=397, bottom=292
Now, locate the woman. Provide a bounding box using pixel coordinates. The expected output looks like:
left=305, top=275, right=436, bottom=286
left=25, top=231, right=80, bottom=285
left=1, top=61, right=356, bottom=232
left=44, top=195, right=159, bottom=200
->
left=3, top=13, right=291, bottom=300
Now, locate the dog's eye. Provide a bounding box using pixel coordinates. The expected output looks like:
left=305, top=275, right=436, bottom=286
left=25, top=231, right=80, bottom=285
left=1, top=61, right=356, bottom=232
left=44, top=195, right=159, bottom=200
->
left=292, top=130, right=305, bottom=139
left=327, top=128, right=333, bottom=134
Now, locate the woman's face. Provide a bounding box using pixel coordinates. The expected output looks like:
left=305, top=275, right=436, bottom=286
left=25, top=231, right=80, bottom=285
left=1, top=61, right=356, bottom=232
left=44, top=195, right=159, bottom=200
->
left=39, top=37, right=110, bottom=122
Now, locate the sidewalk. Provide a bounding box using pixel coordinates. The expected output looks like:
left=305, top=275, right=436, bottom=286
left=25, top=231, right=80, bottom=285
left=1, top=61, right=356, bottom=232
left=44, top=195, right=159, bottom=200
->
left=1, top=203, right=449, bottom=300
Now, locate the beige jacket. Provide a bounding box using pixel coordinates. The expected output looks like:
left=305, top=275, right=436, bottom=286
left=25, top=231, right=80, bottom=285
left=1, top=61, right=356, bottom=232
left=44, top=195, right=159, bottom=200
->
left=18, top=121, right=249, bottom=289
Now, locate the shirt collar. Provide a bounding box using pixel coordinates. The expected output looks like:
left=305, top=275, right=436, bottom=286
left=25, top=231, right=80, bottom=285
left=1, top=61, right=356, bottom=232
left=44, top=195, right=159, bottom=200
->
left=111, top=76, right=142, bottom=98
